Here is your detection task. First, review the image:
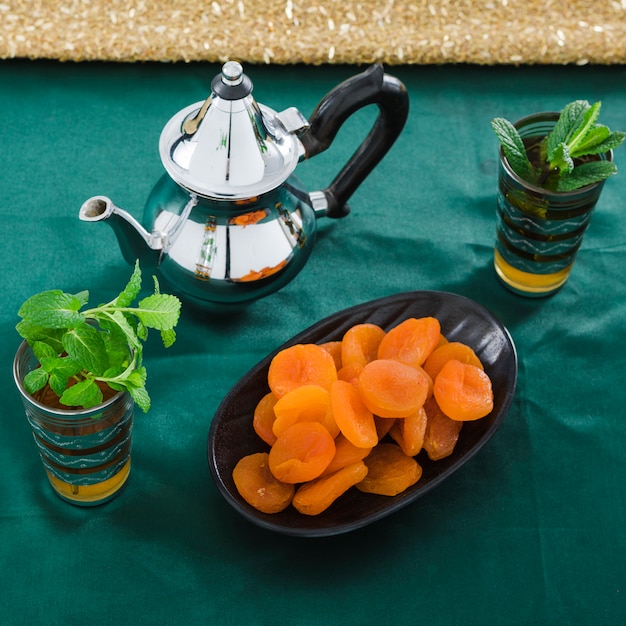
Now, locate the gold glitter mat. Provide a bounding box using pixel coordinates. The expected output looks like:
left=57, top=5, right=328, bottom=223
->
left=2, top=0, right=626, bottom=65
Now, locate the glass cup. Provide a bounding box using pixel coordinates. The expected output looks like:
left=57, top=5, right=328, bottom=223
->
left=13, top=340, right=134, bottom=506
left=494, top=112, right=612, bottom=297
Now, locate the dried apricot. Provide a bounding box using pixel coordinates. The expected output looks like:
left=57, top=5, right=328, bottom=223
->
left=377, top=316, right=441, bottom=368
left=293, top=461, right=369, bottom=515
left=320, top=434, right=372, bottom=477
left=419, top=364, right=435, bottom=399
left=337, top=362, right=363, bottom=387
left=374, top=415, right=396, bottom=440
left=272, top=384, right=339, bottom=438
left=232, top=452, right=295, bottom=514
left=422, top=396, right=463, bottom=460
left=330, top=380, right=378, bottom=448
left=252, top=392, right=279, bottom=446
left=268, top=422, right=336, bottom=483
left=267, top=343, right=338, bottom=399
left=389, top=407, right=427, bottom=457
left=341, top=323, right=386, bottom=368
left=356, top=443, right=422, bottom=496
left=358, top=358, right=430, bottom=418
left=423, top=341, right=484, bottom=381
left=433, top=359, right=494, bottom=421
left=320, top=341, right=343, bottom=370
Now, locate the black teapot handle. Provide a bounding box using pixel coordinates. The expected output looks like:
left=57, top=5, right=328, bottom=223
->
left=300, top=64, right=409, bottom=219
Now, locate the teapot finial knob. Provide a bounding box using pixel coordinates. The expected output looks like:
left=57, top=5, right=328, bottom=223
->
left=221, top=61, right=243, bottom=85
left=211, top=61, right=252, bottom=100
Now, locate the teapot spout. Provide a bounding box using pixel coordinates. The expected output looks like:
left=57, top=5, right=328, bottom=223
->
left=79, top=196, right=162, bottom=269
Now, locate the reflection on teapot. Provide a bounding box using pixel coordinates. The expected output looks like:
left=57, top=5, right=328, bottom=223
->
left=80, top=62, right=409, bottom=306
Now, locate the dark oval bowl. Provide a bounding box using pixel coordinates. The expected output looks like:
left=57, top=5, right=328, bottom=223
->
left=208, top=291, right=517, bottom=537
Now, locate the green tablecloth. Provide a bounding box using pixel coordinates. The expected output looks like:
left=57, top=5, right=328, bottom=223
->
left=1, top=60, right=625, bottom=624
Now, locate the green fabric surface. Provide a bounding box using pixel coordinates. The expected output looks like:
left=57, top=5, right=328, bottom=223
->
left=1, top=59, right=625, bottom=625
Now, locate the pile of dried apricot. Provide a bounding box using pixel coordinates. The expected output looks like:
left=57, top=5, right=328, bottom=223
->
left=232, top=317, right=494, bottom=516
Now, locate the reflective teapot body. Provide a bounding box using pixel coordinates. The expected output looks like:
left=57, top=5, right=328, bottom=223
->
left=82, top=172, right=318, bottom=306
left=80, top=62, right=409, bottom=306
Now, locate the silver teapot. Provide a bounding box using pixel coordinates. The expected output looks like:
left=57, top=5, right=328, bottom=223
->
left=80, top=62, right=408, bottom=306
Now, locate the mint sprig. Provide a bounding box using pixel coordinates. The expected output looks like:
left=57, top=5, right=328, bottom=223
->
left=492, top=100, right=624, bottom=191
left=16, top=261, right=181, bottom=412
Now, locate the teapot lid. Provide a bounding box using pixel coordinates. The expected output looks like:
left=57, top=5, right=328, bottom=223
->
left=159, top=61, right=306, bottom=199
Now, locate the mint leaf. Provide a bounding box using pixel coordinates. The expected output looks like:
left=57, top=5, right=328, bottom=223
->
left=39, top=354, right=82, bottom=375
left=31, top=340, right=58, bottom=361
left=60, top=379, right=103, bottom=409
left=491, top=117, right=534, bottom=180
left=41, top=356, right=83, bottom=397
left=583, top=131, right=626, bottom=156
left=566, top=101, right=601, bottom=154
left=547, top=100, right=590, bottom=159
left=557, top=162, right=617, bottom=191
left=569, top=125, right=610, bottom=157
left=73, top=290, right=90, bottom=307
left=137, top=321, right=148, bottom=341
left=18, top=290, right=85, bottom=329
left=556, top=161, right=618, bottom=191
left=128, top=366, right=147, bottom=387
left=102, top=364, right=128, bottom=380
left=49, top=372, right=77, bottom=398
left=549, top=143, right=574, bottom=174
left=115, top=260, right=142, bottom=308
left=17, top=261, right=181, bottom=411
left=62, top=323, right=109, bottom=376
left=102, top=334, right=132, bottom=371
left=23, top=368, right=49, bottom=394
left=102, top=310, right=142, bottom=351
left=16, top=321, right=65, bottom=353
left=105, top=365, right=151, bottom=412
left=128, top=385, right=151, bottom=413
left=136, top=294, right=181, bottom=330
left=160, top=328, right=177, bottom=348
